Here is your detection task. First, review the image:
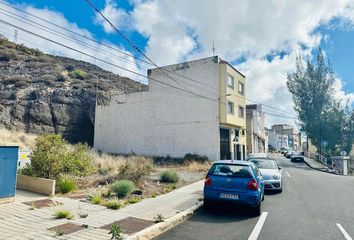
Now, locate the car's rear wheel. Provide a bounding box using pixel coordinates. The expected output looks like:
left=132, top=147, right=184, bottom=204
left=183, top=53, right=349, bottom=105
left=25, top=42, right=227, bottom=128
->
left=252, top=203, right=261, bottom=216
left=203, top=199, right=212, bottom=210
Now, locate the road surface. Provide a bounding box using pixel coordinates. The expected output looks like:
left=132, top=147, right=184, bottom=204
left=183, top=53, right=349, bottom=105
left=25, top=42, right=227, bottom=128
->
left=156, top=154, right=354, bottom=240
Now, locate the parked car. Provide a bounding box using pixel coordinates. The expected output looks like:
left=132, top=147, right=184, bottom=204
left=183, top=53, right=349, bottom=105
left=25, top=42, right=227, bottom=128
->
left=203, top=160, right=264, bottom=216
left=285, top=150, right=293, bottom=158
left=291, top=151, right=304, bottom=162
left=248, top=159, right=282, bottom=193
left=247, top=153, right=268, bottom=159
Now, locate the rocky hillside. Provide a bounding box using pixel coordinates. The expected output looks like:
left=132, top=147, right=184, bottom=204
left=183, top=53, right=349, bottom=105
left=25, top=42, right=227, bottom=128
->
left=0, top=36, right=147, bottom=145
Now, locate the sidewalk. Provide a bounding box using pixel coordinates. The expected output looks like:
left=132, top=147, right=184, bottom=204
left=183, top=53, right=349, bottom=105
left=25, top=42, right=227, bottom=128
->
left=0, top=181, right=204, bottom=240
left=303, top=156, right=328, bottom=170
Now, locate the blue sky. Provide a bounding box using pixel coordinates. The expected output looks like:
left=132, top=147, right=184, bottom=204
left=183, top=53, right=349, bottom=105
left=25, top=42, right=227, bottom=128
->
left=1, top=0, right=354, bottom=125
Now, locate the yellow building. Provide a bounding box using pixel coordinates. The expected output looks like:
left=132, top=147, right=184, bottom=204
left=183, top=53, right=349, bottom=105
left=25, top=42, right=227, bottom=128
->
left=218, top=60, right=247, bottom=160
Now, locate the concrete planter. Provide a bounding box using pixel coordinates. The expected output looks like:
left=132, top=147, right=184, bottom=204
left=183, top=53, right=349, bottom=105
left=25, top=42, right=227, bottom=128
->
left=17, top=175, right=56, bottom=196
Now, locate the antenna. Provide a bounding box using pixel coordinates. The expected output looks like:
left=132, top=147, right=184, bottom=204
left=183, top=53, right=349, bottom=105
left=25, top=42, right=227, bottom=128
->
left=212, top=42, right=216, bottom=56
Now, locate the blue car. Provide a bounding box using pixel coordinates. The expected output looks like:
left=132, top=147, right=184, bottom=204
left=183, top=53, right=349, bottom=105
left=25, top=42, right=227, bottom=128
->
left=203, top=160, right=264, bottom=216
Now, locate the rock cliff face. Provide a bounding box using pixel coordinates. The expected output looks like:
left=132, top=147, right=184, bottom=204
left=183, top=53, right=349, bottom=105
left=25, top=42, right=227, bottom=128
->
left=0, top=37, right=146, bottom=145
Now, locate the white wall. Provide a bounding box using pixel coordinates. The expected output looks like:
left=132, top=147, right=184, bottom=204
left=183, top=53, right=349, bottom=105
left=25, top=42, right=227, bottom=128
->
left=94, top=57, right=221, bottom=160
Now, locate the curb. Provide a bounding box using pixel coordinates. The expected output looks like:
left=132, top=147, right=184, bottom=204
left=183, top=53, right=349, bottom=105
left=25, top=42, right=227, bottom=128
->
left=127, top=201, right=203, bottom=240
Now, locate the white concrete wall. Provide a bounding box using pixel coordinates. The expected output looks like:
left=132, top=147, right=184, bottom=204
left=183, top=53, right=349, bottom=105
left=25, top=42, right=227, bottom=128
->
left=94, top=57, right=221, bottom=160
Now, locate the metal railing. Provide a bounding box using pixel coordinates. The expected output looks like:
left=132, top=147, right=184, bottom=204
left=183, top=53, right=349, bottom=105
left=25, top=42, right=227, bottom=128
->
left=304, top=151, right=328, bottom=166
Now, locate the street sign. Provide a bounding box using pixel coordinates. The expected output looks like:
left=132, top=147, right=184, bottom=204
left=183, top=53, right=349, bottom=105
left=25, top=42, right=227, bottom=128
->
left=340, top=151, right=347, bottom=156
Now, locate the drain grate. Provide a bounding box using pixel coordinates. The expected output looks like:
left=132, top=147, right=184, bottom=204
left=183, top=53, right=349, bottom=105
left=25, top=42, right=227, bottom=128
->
left=48, top=223, right=86, bottom=235
left=101, top=217, right=154, bottom=235
left=23, top=199, right=62, bottom=209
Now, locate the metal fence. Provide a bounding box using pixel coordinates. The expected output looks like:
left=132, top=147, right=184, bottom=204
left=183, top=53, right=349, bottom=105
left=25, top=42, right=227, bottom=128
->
left=304, top=151, right=328, bottom=166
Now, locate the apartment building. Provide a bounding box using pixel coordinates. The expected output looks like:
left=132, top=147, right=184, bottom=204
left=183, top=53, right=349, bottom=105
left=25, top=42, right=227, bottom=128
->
left=94, top=56, right=247, bottom=160
left=246, top=104, right=267, bottom=153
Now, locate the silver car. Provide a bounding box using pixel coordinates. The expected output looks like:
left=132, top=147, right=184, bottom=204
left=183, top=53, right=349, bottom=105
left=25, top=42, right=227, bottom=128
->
left=249, top=158, right=283, bottom=193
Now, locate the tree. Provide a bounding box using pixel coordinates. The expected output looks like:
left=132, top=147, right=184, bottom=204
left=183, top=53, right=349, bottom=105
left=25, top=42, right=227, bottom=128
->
left=287, top=49, right=353, bottom=156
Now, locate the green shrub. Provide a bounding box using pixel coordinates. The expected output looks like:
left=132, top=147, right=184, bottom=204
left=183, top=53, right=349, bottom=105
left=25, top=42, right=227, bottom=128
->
left=111, top=180, right=135, bottom=198
left=160, top=171, right=179, bottom=183
left=125, top=197, right=141, bottom=204
left=29, top=134, right=94, bottom=179
left=105, top=198, right=122, bottom=210
left=109, top=224, right=124, bottom=240
left=56, top=176, right=76, bottom=193
left=69, top=69, right=87, bottom=80
left=54, top=210, right=73, bottom=220
left=90, top=193, right=102, bottom=205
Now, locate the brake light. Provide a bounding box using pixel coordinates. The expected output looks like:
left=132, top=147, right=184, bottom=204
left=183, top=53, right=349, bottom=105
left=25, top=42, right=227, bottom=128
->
left=247, top=179, right=259, bottom=190
left=204, top=176, right=212, bottom=186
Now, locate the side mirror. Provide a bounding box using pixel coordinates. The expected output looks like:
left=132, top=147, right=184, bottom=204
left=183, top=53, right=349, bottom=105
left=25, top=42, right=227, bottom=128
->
left=278, top=166, right=282, bottom=170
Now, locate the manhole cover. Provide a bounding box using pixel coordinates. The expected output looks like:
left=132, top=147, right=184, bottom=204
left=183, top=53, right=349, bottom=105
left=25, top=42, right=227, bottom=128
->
left=48, top=223, right=86, bottom=235
left=23, top=199, right=62, bottom=209
left=101, top=217, right=154, bottom=234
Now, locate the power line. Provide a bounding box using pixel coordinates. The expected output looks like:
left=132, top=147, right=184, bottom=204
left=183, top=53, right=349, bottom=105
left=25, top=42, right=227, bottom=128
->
left=0, top=0, right=151, bottom=65
left=0, top=7, right=153, bottom=70
left=0, top=0, right=299, bottom=119
left=0, top=19, right=218, bottom=102
left=84, top=0, right=210, bottom=99
left=0, top=1, right=216, bottom=90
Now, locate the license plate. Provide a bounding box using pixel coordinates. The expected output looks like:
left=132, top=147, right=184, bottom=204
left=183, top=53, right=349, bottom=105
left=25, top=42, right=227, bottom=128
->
left=219, top=193, right=239, bottom=200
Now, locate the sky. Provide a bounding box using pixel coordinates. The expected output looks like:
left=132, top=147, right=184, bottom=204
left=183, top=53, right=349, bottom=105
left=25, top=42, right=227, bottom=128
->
left=1, top=0, right=354, bottom=127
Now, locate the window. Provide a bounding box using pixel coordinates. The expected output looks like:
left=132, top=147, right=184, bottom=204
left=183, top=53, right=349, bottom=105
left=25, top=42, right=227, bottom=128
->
left=227, top=101, right=234, bottom=114
left=209, top=164, right=253, bottom=178
left=227, top=74, right=234, bottom=89
left=238, top=81, right=244, bottom=95
left=238, top=105, right=245, bottom=118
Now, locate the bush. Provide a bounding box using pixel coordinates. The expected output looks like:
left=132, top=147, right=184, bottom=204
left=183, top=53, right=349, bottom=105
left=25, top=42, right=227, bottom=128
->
left=160, top=171, right=179, bottom=183
left=183, top=154, right=210, bottom=164
left=56, top=176, right=76, bottom=193
left=105, top=198, right=123, bottom=210
left=118, top=160, right=154, bottom=181
left=89, top=192, right=102, bottom=204
left=69, top=69, right=87, bottom=80
left=111, top=180, right=135, bottom=198
left=54, top=210, right=73, bottom=220
left=28, top=134, right=94, bottom=179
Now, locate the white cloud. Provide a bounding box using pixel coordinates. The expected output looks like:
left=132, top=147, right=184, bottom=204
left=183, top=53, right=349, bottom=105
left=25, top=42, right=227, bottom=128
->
left=94, top=0, right=131, bottom=33
left=0, top=1, right=143, bottom=82
left=334, top=78, right=354, bottom=106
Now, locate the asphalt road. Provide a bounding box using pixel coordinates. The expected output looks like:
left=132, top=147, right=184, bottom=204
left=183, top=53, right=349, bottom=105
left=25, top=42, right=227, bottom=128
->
left=156, top=154, right=354, bottom=240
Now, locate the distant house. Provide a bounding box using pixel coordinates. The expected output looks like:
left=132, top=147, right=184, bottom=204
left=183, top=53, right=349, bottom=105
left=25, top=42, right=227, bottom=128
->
left=246, top=104, right=267, bottom=153
left=268, top=124, right=300, bottom=150
left=94, top=56, right=247, bottom=160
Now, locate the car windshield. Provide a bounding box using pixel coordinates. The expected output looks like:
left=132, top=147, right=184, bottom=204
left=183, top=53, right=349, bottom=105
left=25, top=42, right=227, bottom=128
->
left=209, top=163, right=253, bottom=178
left=250, top=160, right=278, bottom=169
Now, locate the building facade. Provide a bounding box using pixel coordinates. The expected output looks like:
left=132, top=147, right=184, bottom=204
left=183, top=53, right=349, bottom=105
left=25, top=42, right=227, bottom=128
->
left=268, top=124, right=300, bottom=150
left=94, top=56, right=247, bottom=160
left=246, top=104, right=267, bottom=153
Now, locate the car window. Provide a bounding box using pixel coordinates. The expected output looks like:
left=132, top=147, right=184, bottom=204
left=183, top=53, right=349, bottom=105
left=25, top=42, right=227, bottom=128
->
left=209, top=164, right=253, bottom=178
left=250, top=160, right=278, bottom=169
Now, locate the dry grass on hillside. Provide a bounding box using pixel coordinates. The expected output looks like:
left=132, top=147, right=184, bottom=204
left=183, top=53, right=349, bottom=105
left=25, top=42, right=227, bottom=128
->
left=0, top=128, right=36, bottom=148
